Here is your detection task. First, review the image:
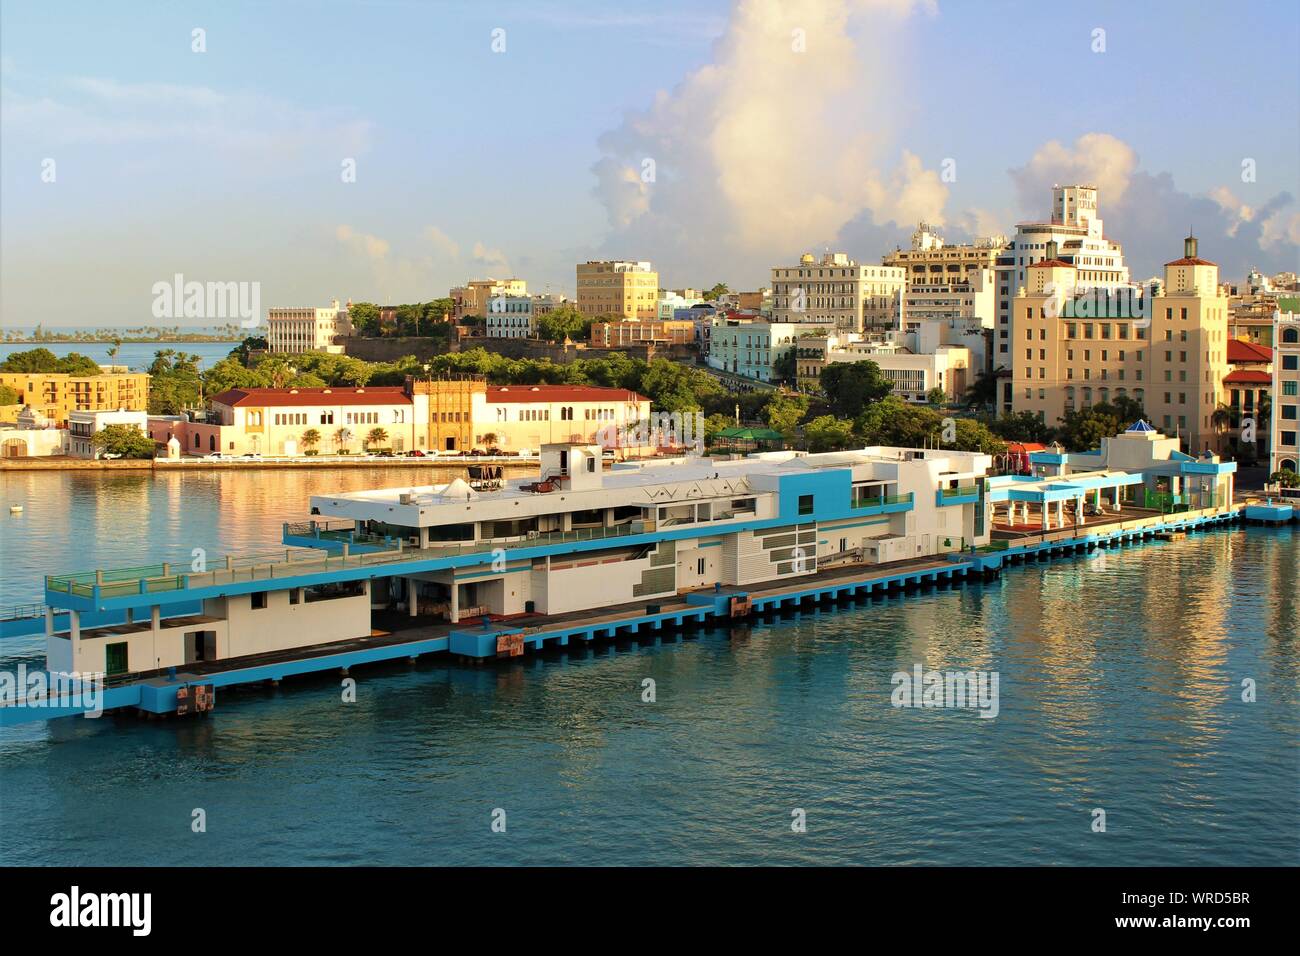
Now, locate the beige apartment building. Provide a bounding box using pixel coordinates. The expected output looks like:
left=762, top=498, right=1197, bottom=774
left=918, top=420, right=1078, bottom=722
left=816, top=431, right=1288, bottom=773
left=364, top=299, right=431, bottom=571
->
left=0, top=369, right=150, bottom=427
left=770, top=252, right=905, bottom=333
left=575, top=261, right=659, bottom=319
left=1012, top=236, right=1230, bottom=454
left=884, top=223, right=1007, bottom=289
left=266, top=299, right=353, bottom=354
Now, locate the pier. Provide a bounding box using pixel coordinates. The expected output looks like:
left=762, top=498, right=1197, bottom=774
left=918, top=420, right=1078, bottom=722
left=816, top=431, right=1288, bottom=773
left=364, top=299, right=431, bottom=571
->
left=1, top=499, right=1272, bottom=727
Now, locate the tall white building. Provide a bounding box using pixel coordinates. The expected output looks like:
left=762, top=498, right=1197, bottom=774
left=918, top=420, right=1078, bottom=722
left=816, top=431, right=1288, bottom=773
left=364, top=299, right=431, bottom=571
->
left=266, top=299, right=353, bottom=354
left=995, top=185, right=1131, bottom=385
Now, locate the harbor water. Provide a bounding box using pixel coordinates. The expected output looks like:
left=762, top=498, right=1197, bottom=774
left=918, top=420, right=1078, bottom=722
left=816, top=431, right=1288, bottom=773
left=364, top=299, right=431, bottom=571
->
left=0, top=470, right=1296, bottom=865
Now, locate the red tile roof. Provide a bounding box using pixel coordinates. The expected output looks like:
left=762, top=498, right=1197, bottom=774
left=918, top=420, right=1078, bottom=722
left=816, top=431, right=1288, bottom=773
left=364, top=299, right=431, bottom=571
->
left=1028, top=259, right=1075, bottom=269
left=1223, top=369, right=1272, bottom=385
left=487, top=385, right=647, bottom=404
left=210, top=387, right=411, bottom=407
left=1165, top=257, right=1217, bottom=267
left=1226, top=338, right=1272, bottom=363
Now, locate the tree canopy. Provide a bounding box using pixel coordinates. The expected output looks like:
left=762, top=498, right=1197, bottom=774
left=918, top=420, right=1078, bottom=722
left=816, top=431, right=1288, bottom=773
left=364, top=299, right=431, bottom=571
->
left=0, top=348, right=104, bottom=375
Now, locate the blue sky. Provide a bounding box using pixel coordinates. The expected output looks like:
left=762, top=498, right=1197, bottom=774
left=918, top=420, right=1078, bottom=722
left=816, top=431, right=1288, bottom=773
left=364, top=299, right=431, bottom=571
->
left=2, top=0, right=1298, bottom=326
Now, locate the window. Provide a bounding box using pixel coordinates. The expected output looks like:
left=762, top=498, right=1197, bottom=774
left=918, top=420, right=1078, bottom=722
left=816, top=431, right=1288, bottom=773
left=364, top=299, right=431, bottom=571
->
left=696, top=558, right=706, bottom=576
left=798, top=494, right=814, bottom=516
left=252, top=591, right=267, bottom=610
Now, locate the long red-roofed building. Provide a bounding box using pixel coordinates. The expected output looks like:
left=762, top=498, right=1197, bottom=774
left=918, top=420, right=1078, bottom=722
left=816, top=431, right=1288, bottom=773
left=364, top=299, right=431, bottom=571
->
left=148, top=381, right=650, bottom=457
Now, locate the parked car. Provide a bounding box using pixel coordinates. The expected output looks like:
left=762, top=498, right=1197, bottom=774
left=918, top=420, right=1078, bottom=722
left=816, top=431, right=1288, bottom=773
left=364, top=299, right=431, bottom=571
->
left=204, top=452, right=228, bottom=460
left=241, top=453, right=262, bottom=459
left=101, top=453, right=122, bottom=460
left=406, top=449, right=425, bottom=458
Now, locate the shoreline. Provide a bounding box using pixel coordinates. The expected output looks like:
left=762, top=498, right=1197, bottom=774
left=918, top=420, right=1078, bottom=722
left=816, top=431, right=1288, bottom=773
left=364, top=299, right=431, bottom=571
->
left=0, top=456, right=541, bottom=472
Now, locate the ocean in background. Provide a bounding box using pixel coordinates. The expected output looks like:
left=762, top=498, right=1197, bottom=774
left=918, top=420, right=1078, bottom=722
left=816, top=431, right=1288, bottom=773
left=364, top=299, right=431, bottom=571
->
left=0, top=340, right=240, bottom=373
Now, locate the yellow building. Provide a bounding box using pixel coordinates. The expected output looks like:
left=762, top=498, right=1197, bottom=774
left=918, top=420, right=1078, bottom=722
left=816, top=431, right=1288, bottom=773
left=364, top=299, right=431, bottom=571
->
left=576, top=261, right=659, bottom=319
left=0, top=370, right=150, bottom=427
left=1012, top=236, right=1230, bottom=454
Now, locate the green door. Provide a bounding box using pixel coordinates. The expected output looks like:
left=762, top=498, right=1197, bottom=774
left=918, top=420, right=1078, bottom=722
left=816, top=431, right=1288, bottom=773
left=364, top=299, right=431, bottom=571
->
left=105, top=642, right=128, bottom=676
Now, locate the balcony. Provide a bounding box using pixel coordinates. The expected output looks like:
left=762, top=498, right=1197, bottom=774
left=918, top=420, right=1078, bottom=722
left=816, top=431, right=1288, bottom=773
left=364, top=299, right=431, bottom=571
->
left=850, top=492, right=913, bottom=514
left=937, top=484, right=981, bottom=506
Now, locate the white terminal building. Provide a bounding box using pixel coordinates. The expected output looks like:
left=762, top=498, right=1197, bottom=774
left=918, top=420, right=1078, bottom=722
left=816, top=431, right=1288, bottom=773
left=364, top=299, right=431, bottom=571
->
left=307, top=443, right=994, bottom=622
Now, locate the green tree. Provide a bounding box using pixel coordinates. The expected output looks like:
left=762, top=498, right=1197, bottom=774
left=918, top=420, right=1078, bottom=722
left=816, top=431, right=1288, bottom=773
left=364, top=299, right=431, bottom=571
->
left=963, top=370, right=1000, bottom=409
left=300, top=428, right=321, bottom=454
left=365, top=427, right=389, bottom=449
left=702, top=283, right=731, bottom=302
left=1056, top=405, right=1123, bottom=452
left=989, top=411, right=1052, bottom=444
left=0, top=384, right=20, bottom=406
left=820, top=361, right=893, bottom=418
left=92, top=424, right=157, bottom=459
left=804, top=415, right=855, bottom=452
left=1270, top=469, right=1299, bottom=488
left=0, top=348, right=102, bottom=375
left=762, top=392, right=809, bottom=435
left=348, top=302, right=381, bottom=336
left=536, top=304, right=586, bottom=343
left=926, top=387, right=947, bottom=407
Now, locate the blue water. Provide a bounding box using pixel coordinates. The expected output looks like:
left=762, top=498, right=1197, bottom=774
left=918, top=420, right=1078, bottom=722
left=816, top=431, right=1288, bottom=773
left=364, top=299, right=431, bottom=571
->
left=0, top=340, right=239, bottom=372
left=0, top=470, right=1297, bottom=865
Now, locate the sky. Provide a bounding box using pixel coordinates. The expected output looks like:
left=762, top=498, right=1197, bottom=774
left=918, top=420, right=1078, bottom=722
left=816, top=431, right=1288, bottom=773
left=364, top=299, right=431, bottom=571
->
left=2, top=0, right=1298, bottom=327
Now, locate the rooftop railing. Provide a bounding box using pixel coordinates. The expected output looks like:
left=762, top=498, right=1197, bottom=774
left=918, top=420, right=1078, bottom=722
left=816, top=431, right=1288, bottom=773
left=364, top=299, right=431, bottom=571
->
left=851, top=492, right=913, bottom=510
left=45, top=520, right=657, bottom=600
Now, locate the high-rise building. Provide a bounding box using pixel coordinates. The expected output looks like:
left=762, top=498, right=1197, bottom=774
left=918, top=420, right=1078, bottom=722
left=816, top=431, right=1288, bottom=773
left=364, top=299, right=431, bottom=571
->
left=1271, top=309, right=1300, bottom=474
left=770, top=252, right=905, bottom=333
left=996, top=185, right=1130, bottom=374
left=575, top=261, right=658, bottom=319
left=1011, top=235, right=1230, bottom=455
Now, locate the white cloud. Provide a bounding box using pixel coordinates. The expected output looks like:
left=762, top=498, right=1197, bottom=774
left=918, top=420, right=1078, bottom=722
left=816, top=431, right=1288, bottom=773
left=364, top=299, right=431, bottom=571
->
left=335, top=225, right=390, bottom=260
left=592, top=0, right=941, bottom=285
left=1010, top=133, right=1139, bottom=210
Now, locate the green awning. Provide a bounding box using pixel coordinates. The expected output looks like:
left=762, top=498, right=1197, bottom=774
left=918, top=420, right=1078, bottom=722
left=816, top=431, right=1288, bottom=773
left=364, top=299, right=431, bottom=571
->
left=717, top=426, right=784, bottom=441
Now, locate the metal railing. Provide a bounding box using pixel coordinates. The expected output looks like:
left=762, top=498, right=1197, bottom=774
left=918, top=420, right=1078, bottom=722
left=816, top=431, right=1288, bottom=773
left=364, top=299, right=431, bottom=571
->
left=940, top=484, right=981, bottom=498
left=851, top=492, right=913, bottom=510
left=45, top=521, right=658, bottom=599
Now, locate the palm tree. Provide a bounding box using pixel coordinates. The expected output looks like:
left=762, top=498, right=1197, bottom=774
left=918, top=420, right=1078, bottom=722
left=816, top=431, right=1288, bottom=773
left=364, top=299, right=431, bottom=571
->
left=365, top=427, right=388, bottom=450
left=300, top=428, right=321, bottom=454
left=481, top=432, right=499, bottom=447
left=334, top=427, right=352, bottom=453
left=107, top=337, right=122, bottom=364
left=1211, top=403, right=1234, bottom=453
